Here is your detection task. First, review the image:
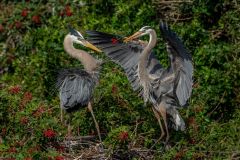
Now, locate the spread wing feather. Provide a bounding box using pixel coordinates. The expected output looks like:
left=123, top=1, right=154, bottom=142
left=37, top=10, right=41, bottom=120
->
left=160, top=22, right=193, bottom=106
left=86, top=31, right=162, bottom=94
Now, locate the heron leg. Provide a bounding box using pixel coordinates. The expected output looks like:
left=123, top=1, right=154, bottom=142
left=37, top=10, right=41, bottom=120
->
left=67, top=113, right=72, bottom=137
left=60, top=107, right=63, bottom=123
left=152, top=106, right=165, bottom=140
left=149, top=106, right=165, bottom=150
left=87, top=102, right=102, bottom=144
left=68, top=123, right=71, bottom=137
left=159, top=104, right=169, bottom=143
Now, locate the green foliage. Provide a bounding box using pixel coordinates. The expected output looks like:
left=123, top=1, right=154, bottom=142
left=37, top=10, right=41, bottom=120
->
left=0, top=0, right=239, bottom=159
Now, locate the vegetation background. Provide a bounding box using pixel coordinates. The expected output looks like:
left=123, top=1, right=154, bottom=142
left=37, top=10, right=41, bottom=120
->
left=0, top=0, right=239, bottom=159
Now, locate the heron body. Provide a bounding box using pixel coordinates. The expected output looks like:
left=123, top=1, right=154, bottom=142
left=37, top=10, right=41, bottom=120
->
left=86, top=22, right=193, bottom=142
left=56, top=68, right=99, bottom=112
left=56, top=27, right=102, bottom=144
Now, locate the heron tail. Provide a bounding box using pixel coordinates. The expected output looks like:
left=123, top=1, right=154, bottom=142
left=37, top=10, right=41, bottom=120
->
left=167, top=108, right=185, bottom=131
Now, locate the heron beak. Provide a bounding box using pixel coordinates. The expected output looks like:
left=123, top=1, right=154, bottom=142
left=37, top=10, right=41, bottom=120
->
left=124, top=31, right=143, bottom=43
left=84, top=41, right=102, bottom=53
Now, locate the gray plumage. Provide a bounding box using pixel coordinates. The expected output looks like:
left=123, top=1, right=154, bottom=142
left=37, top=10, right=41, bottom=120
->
left=160, top=23, right=193, bottom=107
left=86, top=31, right=162, bottom=95
left=56, top=68, right=98, bottom=112
left=86, top=22, right=193, bottom=139
left=55, top=27, right=103, bottom=144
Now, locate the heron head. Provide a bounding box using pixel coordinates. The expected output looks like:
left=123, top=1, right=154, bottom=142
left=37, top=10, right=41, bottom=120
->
left=68, top=25, right=102, bottom=52
left=124, top=26, right=152, bottom=42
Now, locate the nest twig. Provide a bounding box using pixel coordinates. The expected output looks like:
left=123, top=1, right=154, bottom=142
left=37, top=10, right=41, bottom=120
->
left=153, top=0, right=193, bottom=22
left=51, top=135, right=158, bottom=160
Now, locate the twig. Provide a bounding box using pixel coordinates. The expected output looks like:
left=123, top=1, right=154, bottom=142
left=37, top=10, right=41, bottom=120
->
left=64, top=135, right=98, bottom=140
left=73, top=154, right=83, bottom=160
left=207, top=91, right=226, bottom=116
left=154, top=1, right=192, bottom=4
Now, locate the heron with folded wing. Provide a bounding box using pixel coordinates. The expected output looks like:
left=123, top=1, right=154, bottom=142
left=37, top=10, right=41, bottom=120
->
left=56, top=26, right=103, bottom=144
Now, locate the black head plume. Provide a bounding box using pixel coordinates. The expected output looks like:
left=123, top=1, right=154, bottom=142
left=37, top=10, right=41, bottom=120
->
left=67, top=25, right=84, bottom=39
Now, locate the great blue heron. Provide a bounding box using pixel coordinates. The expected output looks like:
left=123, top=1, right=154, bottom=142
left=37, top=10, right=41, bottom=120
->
left=86, top=22, right=193, bottom=142
left=56, top=26, right=103, bottom=144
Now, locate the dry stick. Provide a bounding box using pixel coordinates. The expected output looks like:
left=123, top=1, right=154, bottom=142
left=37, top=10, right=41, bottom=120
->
left=172, top=17, right=192, bottom=21
left=200, top=151, right=240, bottom=153
left=207, top=91, right=226, bottom=116
left=210, top=30, right=224, bottom=40
left=154, top=1, right=192, bottom=4
left=73, top=154, right=83, bottom=160
left=87, top=102, right=104, bottom=153
left=64, top=135, right=97, bottom=140
left=62, top=152, right=75, bottom=159
left=138, top=148, right=153, bottom=160
left=130, top=119, right=142, bottom=147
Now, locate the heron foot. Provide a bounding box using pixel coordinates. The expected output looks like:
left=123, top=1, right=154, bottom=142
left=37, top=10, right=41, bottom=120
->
left=149, top=132, right=165, bottom=151
left=96, top=143, right=104, bottom=153
left=66, top=124, right=72, bottom=138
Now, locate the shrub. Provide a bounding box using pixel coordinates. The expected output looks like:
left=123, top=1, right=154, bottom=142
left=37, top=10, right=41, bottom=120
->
left=0, top=0, right=239, bottom=159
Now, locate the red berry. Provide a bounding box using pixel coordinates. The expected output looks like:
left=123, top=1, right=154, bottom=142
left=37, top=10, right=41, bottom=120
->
left=189, top=138, right=196, bottom=144
left=0, top=24, right=4, bottom=32
left=32, top=15, right=41, bottom=24
left=43, top=129, right=56, bottom=138
left=32, top=105, right=45, bottom=117
left=20, top=117, right=28, bottom=124
left=15, top=21, right=22, bottom=29
left=23, top=91, right=32, bottom=102
left=66, top=10, right=72, bottom=16
left=118, top=131, right=128, bottom=141
left=111, top=84, right=118, bottom=94
left=21, top=9, right=28, bottom=17
left=27, top=146, right=40, bottom=154
left=55, top=156, right=64, bottom=160
left=187, top=117, right=196, bottom=126
left=56, top=145, right=65, bottom=152
left=8, top=147, right=17, bottom=153
left=175, top=150, right=186, bottom=160
left=1, top=128, right=7, bottom=135
left=8, top=85, right=21, bottom=94
left=65, top=5, right=72, bottom=16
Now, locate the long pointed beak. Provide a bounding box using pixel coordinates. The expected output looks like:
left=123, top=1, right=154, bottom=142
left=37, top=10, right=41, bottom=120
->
left=124, top=31, right=143, bottom=43
left=84, top=41, right=102, bottom=53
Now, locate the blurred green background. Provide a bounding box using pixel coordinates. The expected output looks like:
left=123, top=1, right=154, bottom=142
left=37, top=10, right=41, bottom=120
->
left=0, top=0, right=239, bottom=159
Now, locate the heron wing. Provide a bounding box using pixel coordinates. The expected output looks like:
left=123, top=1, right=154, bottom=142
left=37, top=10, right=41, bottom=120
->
left=56, top=68, right=96, bottom=111
left=86, top=31, right=163, bottom=94
left=160, top=22, right=193, bottom=106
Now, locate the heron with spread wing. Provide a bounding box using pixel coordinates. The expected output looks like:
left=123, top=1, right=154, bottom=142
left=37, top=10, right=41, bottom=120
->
left=86, top=22, right=193, bottom=142
left=56, top=26, right=102, bottom=144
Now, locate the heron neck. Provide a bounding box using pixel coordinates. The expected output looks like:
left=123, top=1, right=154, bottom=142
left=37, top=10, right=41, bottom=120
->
left=138, top=30, right=157, bottom=81
left=63, top=35, right=99, bottom=72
